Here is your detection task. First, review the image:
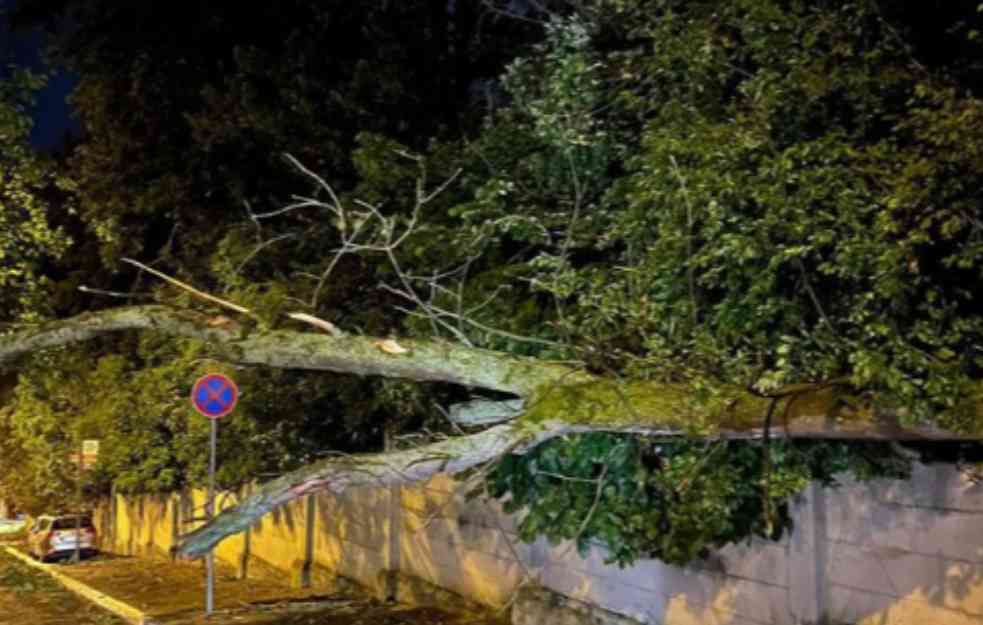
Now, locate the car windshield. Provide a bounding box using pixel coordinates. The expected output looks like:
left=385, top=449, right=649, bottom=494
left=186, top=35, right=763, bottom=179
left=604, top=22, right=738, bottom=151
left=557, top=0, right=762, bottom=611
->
left=52, top=517, right=93, bottom=530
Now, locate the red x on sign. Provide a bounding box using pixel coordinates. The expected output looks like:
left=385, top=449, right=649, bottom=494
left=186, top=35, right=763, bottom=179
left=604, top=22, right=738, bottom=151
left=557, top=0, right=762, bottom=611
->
left=191, top=374, right=238, bottom=419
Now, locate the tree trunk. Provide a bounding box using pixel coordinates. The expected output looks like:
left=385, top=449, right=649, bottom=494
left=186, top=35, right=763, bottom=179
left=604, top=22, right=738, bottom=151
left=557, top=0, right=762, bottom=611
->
left=0, top=305, right=583, bottom=396
left=1, top=305, right=976, bottom=439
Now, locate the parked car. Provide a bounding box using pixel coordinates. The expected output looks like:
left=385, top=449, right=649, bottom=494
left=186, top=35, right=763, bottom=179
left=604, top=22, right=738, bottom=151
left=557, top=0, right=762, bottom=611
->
left=27, top=514, right=97, bottom=561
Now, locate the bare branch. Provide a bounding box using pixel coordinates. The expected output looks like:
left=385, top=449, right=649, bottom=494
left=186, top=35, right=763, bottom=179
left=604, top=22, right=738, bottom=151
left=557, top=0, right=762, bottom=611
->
left=573, top=460, right=609, bottom=544
left=480, top=0, right=549, bottom=25
left=561, top=150, right=584, bottom=259
left=281, top=155, right=537, bottom=353
left=392, top=304, right=474, bottom=346
left=382, top=283, right=563, bottom=348
left=233, top=232, right=297, bottom=278
left=251, top=198, right=329, bottom=221
left=282, top=153, right=344, bottom=216
left=669, top=155, right=699, bottom=326
left=421, top=167, right=463, bottom=204
left=464, top=284, right=509, bottom=317
left=78, top=285, right=153, bottom=300
left=121, top=258, right=259, bottom=320
left=310, top=224, right=366, bottom=308
left=532, top=470, right=599, bottom=484
left=795, top=256, right=840, bottom=340
left=386, top=249, right=441, bottom=336
left=242, top=200, right=262, bottom=237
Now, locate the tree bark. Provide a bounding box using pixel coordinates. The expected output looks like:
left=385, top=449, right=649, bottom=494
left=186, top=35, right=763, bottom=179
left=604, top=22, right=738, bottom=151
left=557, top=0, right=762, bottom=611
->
left=0, top=305, right=585, bottom=396
left=448, top=398, right=525, bottom=426
left=176, top=422, right=532, bottom=558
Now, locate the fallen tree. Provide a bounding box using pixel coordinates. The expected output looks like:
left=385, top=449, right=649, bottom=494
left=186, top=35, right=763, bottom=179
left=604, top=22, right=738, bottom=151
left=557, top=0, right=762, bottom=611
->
left=4, top=304, right=976, bottom=440
left=4, top=0, right=983, bottom=567
left=1, top=303, right=979, bottom=558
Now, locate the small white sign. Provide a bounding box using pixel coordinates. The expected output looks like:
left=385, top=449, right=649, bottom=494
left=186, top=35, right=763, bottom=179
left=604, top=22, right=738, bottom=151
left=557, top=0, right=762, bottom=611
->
left=70, top=440, right=100, bottom=470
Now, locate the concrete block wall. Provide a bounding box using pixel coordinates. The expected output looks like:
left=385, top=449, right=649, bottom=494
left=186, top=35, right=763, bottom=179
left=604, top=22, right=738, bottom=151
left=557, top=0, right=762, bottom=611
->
left=399, top=473, right=529, bottom=607
left=820, top=465, right=983, bottom=625
left=312, top=482, right=393, bottom=591
left=93, top=462, right=983, bottom=625
left=519, top=463, right=983, bottom=625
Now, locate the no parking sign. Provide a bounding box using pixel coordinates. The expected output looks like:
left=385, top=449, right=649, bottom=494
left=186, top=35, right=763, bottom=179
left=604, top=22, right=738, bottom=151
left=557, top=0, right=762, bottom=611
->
left=191, top=373, right=238, bottom=419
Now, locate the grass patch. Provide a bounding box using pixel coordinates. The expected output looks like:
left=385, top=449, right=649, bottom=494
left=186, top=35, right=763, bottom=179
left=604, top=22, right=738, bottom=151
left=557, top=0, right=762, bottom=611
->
left=0, top=558, right=59, bottom=595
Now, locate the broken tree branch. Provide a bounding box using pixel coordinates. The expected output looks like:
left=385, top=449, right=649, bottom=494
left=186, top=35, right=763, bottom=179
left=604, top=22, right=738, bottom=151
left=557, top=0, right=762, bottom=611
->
left=121, top=258, right=258, bottom=320
left=1, top=305, right=978, bottom=443
left=175, top=422, right=537, bottom=558
left=0, top=305, right=581, bottom=397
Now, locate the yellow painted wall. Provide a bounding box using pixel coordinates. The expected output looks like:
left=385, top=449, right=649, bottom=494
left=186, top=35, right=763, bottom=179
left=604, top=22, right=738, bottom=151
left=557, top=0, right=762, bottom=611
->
left=92, top=463, right=983, bottom=625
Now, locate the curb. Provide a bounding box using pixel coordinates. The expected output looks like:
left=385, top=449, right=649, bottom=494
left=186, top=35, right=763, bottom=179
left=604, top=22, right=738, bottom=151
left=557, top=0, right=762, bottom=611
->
left=3, top=546, right=157, bottom=625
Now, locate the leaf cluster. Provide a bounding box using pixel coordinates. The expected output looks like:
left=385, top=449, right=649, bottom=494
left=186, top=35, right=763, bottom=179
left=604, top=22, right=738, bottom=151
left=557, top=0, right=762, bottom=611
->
left=481, top=432, right=913, bottom=567
left=0, top=68, right=73, bottom=324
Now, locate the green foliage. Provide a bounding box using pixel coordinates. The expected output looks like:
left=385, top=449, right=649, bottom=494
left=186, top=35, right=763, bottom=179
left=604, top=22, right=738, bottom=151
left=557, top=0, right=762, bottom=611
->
left=0, top=350, right=86, bottom=514
left=600, top=0, right=983, bottom=421
left=0, top=558, right=59, bottom=594
left=0, top=1, right=540, bottom=504
left=438, top=1, right=983, bottom=427
left=0, top=329, right=452, bottom=511
left=481, top=433, right=912, bottom=567
left=0, top=68, right=73, bottom=323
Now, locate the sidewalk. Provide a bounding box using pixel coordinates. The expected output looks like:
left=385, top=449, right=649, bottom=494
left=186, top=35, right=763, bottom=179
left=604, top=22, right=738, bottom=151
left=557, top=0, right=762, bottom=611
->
left=47, top=552, right=327, bottom=621
left=6, top=544, right=340, bottom=623
left=4, top=545, right=506, bottom=625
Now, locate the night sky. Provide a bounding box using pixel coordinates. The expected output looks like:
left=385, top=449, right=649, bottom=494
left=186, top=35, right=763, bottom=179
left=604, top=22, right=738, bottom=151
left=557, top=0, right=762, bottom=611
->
left=1, top=0, right=79, bottom=151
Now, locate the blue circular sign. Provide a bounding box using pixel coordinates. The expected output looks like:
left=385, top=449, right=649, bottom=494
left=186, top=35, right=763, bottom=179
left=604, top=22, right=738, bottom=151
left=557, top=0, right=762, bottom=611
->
left=191, top=373, right=238, bottom=419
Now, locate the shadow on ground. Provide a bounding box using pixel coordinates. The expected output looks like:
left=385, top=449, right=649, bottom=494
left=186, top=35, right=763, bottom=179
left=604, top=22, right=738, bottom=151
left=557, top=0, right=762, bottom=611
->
left=162, top=598, right=508, bottom=625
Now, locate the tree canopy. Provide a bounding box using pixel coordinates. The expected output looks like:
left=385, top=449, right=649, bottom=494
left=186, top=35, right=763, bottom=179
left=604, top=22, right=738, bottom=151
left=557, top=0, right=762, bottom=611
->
left=0, top=67, right=72, bottom=323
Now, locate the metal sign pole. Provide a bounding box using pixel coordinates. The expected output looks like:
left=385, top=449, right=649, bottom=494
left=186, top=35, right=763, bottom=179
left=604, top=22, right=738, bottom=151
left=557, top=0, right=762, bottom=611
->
left=74, top=437, right=82, bottom=563
left=190, top=372, right=238, bottom=619
left=206, top=418, right=217, bottom=615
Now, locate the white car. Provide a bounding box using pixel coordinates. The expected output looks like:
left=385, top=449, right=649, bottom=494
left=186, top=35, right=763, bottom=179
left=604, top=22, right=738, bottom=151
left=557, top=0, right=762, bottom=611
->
left=27, top=515, right=97, bottom=562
